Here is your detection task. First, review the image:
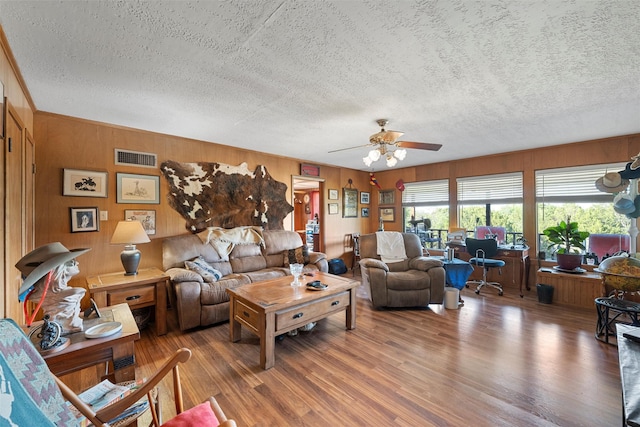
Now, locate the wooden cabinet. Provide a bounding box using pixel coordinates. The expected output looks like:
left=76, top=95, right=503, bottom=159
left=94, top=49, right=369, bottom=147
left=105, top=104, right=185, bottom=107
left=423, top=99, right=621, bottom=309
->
left=457, top=246, right=530, bottom=295
left=536, top=268, right=603, bottom=308
left=86, top=267, right=169, bottom=335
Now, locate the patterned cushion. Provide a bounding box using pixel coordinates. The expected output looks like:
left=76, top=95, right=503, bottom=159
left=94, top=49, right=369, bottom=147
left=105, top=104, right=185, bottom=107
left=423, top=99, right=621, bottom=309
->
left=0, top=319, right=77, bottom=426
left=185, top=256, right=223, bottom=283
left=283, top=246, right=310, bottom=266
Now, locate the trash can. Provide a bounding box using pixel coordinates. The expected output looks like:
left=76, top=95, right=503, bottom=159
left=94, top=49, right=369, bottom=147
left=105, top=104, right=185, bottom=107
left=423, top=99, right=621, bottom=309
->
left=536, top=283, right=554, bottom=304
left=444, top=287, right=460, bottom=309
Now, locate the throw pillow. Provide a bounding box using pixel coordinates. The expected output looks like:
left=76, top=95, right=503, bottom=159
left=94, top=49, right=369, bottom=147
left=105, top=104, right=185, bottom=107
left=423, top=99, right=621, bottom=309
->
left=161, top=402, right=220, bottom=427
left=283, top=245, right=310, bottom=266
left=185, top=256, right=223, bottom=283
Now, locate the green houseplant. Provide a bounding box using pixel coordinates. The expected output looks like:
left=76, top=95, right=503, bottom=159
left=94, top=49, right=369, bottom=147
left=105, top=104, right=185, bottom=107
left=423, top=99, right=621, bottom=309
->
left=543, top=217, right=590, bottom=270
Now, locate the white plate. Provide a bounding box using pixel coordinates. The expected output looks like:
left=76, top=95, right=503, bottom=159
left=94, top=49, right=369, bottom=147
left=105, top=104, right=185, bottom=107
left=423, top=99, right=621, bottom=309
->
left=84, top=321, right=122, bottom=339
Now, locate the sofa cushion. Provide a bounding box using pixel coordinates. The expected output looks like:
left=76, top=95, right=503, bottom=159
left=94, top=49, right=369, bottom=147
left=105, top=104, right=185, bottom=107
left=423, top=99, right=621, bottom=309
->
left=200, top=277, right=247, bottom=305
left=185, top=256, right=223, bottom=283
left=283, top=245, right=310, bottom=266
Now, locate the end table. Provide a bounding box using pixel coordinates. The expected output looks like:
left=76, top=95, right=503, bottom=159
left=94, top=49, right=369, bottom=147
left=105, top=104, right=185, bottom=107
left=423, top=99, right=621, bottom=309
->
left=87, top=267, right=169, bottom=335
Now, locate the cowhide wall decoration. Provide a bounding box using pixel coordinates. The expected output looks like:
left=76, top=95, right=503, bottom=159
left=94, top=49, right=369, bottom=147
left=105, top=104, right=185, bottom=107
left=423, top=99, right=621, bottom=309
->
left=160, top=160, right=294, bottom=233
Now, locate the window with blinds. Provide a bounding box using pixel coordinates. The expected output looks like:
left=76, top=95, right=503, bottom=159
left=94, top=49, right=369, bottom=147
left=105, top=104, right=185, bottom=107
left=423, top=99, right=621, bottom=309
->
left=402, top=179, right=449, bottom=206
left=457, top=172, right=523, bottom=204
left=535, top=163, right=627, bottom=203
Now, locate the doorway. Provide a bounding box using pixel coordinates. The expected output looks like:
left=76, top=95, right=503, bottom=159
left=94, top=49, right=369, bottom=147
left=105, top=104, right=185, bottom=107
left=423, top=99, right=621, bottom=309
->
left=292, top=175, right=324, bottom=252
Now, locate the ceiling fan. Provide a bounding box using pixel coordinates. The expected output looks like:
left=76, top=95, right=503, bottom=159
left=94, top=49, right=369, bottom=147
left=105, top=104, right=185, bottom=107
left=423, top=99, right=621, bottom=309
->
left=329, top=119, right=442, bottom=167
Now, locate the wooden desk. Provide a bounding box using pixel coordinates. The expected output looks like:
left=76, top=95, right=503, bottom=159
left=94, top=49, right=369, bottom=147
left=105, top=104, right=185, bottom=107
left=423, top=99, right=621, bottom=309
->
left=30, top=303, right=140, bottom=383
left=87, top=267, right=169, bottom=335
left=536, top=268, right=603, bottom=308
left=455, top=245, right=530, bottom=296
left=227, top=272, right=358, bottom=370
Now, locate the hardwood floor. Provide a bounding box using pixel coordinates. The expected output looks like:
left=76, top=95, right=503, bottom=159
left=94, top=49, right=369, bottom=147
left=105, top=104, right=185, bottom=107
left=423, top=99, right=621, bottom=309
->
left=134, top=281, right=622, bottom=426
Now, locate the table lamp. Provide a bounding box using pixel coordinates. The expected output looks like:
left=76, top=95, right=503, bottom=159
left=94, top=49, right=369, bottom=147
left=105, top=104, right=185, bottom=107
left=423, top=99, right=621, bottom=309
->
left=110, top=220, right=150, bottom=275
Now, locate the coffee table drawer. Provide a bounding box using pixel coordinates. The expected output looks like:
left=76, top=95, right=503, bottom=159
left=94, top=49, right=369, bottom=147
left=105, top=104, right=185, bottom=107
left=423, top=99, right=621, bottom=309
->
left=108, top=285, right=155, bottom=308
left=276, top=291, right=350, bottom=330
left=235, top=299, right=260, bottom=331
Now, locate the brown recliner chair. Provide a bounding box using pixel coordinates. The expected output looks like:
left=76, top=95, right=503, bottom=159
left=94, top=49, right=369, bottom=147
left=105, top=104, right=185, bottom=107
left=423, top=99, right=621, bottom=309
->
left=358, top=232, right=445, bottom=308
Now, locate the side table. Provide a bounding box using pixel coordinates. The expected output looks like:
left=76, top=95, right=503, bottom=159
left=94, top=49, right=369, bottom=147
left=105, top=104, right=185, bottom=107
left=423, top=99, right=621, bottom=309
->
left=595, top=297, right=640, bottom=345
left=26, top=303, right=140, bottom=384
left=87, top=267, right=169, bottom=335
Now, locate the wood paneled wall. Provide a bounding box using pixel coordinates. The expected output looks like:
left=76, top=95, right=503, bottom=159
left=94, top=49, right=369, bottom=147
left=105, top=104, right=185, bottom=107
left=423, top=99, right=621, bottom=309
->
left=32, top=113, right=372, bottom=312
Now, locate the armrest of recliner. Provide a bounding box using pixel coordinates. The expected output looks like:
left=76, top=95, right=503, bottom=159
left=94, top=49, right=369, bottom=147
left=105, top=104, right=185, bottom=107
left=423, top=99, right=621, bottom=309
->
left=360, top=258, right=389, bottom=272
left=409, top=256, right=444, bottom=271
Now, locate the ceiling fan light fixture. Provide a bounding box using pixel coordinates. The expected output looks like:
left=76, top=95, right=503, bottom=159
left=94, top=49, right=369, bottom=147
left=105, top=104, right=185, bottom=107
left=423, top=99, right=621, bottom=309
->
left=363, top=156, right=373, bottom=167
left=368, top=149, right=381, bottom=162
left=394, top=149, right=407, bottom=160
left=386, top=155, right=398, bottom=168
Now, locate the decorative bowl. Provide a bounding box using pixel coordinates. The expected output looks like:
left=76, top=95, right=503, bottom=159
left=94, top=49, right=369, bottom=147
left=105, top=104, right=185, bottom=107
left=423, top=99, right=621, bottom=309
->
left=595, top=256, right=640, bottom=292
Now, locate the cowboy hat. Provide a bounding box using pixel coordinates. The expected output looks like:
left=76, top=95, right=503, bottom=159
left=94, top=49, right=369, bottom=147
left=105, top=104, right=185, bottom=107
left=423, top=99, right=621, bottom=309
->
left=619, top=162, right=640, bottom=180
left=595, top=172, right=629, bottom=193
left=613, top=193, right=635, bottom=215
left=16, top=242, right=90, bottom=301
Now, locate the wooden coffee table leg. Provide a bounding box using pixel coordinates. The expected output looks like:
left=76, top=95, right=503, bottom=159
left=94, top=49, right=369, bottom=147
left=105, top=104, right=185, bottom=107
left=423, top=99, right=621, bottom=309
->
left=229, top=296, right=241, bottom=342
left=346, top=287, right=357, bottom=330
left=261, top=312, right=276, bottom=369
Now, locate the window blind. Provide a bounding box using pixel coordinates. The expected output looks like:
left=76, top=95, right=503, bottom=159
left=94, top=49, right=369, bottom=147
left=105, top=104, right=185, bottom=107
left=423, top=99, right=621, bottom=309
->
left=402, top=179, right=449, bottom=206
left=536, top=163, right=627, bottom=203
left=457, top=172, right=523, bottom=205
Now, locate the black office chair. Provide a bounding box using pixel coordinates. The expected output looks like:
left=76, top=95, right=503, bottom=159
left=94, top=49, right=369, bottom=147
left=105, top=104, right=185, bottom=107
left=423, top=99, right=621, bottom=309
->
left=465, top=237, right=505, bottom=296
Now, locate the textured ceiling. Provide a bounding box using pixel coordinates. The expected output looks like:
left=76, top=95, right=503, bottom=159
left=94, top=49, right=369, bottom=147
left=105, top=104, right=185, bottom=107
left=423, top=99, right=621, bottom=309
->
left=1, top=1, right=639, bottom=171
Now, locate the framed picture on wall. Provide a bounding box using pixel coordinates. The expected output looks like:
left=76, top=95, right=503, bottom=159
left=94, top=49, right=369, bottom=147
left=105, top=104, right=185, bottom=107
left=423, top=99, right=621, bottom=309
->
left=70, top=207, right=99, bottom=232
left=117, top=173, right=160, bottom=204
left=361, top=207, right=369, bottom=217
left=360, top=191, right=370, bottom=204
left=328, top=203, right=339, bottom=214
left=328, top=189, right=339, bottom=200
left=301, top=163, right=320, bottom=176
left=343, top=188, right=358, bottom=218
left=379, top=189, right=395, bottom=205
left=380, top=207, right=395, bottom=222
left=63, top=169, right=108, bottom=197
left=124, top=209, right=156, bottom=235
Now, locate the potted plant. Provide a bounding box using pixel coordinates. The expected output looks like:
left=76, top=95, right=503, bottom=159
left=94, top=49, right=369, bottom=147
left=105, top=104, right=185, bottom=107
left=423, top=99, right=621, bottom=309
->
left=543, top=217, right=590, bottom=270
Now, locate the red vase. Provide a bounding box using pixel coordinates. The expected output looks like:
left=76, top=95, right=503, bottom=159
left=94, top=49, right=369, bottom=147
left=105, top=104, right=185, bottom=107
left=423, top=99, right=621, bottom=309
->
left=556, top=253, right=582, bottom=270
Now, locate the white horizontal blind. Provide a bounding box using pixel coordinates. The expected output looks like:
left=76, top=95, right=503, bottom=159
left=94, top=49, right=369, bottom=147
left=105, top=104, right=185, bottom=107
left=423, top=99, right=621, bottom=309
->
left=536, top=163, right=627, bottom=203
left=402, top=179, right=449, bottom=206
left=457, top=172, right=523, bottom=205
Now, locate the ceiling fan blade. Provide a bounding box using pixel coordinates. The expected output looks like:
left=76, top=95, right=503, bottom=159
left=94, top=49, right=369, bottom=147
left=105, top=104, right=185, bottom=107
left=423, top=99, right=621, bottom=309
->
left=396, top=141, right=442, bottom=151
left=328, top=143, right=372, bottom=153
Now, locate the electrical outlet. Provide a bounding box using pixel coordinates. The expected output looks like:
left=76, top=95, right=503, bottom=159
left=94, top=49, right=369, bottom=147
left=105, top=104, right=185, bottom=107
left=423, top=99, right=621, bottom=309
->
left=100, top=211, right=108, bottom=221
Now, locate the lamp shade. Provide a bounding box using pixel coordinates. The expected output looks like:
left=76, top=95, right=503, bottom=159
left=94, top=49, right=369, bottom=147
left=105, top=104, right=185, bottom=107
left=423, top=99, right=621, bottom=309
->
left=111, top=220, right=150, bottom=245
left=111, top=220, right=150, bottom=275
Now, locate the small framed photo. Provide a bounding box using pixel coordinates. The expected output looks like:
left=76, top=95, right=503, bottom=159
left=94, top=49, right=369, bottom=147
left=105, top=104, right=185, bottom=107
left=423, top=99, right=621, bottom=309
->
left=328, top=189, right=339, bottom=200
left=361, top=207, right=369, bottom=217
left=117, top=173, right=160, bottom=204
left=379, top=189, right=395, bottom=205
left=63, top=169, right=108, bottom=197
left=328, top=203, right=339, bottom=215
left=70, top=207, right=99, bottom=232
left=125, top=209, right=156, bottom=235
left=380, top=207, right=395, bottom=222
left=360, top=191, right=370, bottom=204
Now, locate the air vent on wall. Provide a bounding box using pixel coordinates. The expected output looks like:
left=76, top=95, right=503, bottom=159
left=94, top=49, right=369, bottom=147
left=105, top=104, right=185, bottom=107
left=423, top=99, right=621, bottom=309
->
left=115, top=149, right=157, bottom=168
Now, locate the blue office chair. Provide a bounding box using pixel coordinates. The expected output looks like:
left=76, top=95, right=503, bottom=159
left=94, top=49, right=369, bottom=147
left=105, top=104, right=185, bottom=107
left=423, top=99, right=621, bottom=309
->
left=465, top=237, right=505, bottom=296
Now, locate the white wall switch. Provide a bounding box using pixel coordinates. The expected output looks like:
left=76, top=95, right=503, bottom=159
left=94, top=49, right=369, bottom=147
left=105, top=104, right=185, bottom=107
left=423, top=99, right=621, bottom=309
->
left=100, top=211, right=108, bottom=221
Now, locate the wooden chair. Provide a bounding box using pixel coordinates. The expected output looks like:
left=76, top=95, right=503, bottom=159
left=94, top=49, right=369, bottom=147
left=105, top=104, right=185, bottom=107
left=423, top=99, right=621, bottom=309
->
left=0, top=318, right=236, bottom=427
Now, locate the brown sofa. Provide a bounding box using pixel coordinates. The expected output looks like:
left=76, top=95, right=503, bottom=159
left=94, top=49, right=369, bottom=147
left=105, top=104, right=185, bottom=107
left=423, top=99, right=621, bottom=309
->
left=359, top=232, right=445, bottom=308
left=162, top=229, right=328, bottom=330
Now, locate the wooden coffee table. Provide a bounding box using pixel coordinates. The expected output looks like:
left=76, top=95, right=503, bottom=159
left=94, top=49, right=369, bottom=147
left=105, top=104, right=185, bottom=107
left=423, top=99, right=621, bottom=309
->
left=227, top=271, right=359, bottom=369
